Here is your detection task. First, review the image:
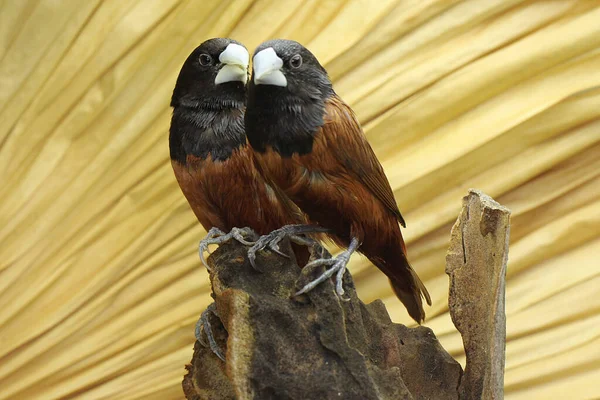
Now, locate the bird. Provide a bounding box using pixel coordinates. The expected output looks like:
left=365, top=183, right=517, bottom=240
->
left=169, top=38, right=326, bottom=359
left=244, top=39, right=432, bottom=323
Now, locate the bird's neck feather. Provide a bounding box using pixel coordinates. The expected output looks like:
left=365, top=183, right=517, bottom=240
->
left=169, top=105, right=246, bottom=164
left=245, top=86, right=326, bottom=158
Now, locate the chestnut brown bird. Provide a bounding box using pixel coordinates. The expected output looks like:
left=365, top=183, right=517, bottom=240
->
left=169, top=38, right=325, bottom=358
left=169, top=38, right=320, bottom=254
left=245, top=39, right=431, bottom=323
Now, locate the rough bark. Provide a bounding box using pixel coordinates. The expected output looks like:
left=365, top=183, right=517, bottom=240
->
left=446, top=189, right=510, bottom=400
left=183, top=189, right=509, bottom=400
left=183, top=240, right=461, bottom=400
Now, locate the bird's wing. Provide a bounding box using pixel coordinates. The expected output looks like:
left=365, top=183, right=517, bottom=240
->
left=250, top=149, right=308, bottom=225
left=321, top=95, right=406, bottom=228
left=171, top=159, right=227, bottom=230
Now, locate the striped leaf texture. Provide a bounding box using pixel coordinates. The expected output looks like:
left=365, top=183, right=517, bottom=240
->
left=0, top=1, right=599, bottom=399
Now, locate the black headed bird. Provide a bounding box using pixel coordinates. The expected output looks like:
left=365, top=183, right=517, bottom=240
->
left=169, top=38, right=324, bottom=359
left=169, top=38, right=319, bottom=258
left=244, top=39, right=431, bottom=323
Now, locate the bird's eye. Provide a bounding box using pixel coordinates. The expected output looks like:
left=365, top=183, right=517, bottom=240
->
left=289, top=54, right=302, bottom=69
left=199, top=54, right=213, bottom=66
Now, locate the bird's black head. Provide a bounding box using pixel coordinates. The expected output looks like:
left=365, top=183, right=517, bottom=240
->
left=171, top=38, right=249, bottom=110
left=246, top=40, right=333, bottom=157
left=250, top=39, right=333, bottom=104
left=169, top=38, right=249, bottom=164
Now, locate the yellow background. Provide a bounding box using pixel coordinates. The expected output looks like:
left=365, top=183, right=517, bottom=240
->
left=1, top=1, right=599, bottom=399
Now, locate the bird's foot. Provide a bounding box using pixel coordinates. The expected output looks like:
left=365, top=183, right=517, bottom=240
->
left=295, top=237, right=359, bottom=298
left=247, top=224, right=329, bottom=268
left=199, top=227, right=257, bottom=269
left=303, top=236, right=332, bottom=262
left=195, top=303, right=226, bottom=362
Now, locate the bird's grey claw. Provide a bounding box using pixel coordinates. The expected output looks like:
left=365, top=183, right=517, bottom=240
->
left=230, top=227, right=258, bottom=246
left=198, top=227, right=257, bottom=270
left=295, top=237, right=359, bottom=298
left=247, top=229, right=284, bottom=268
left=269, top=241, right=290, bottom=258
left=198, top=227, right=226, bottom=269
left=308, top=242, right=331, bottom=262
left=247, top=224, right=328, bottom=269
left=195, top=303, right=226, bottom=362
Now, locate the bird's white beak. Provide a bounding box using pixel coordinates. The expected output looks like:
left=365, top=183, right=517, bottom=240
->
left=215, top=43, right=249, bottom=85
left=253, top=47, right=287, bottom=87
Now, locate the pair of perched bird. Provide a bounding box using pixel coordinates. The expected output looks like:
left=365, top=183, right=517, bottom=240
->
left=169, top=38, right=431, bottom=327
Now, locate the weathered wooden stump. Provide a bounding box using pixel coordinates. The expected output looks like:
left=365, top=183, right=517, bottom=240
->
left=446, top=189, right=510, bottom=400
left=183, top=189, right=509, bottom=400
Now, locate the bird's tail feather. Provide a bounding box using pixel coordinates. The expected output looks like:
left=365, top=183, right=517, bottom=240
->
left=372, top=248, right=431, bottom=324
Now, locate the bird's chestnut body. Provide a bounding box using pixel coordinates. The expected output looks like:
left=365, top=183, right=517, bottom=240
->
left=245, top=39, right=431, bottom=322
left=169, top=38, right=305, bottom=242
